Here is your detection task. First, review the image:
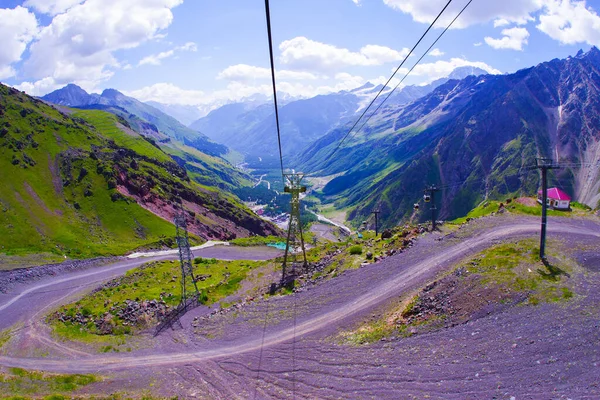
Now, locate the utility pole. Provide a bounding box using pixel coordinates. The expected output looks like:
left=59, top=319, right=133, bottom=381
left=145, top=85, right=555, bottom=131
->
left=371, top=210, right=381, bottom=236
left=423, top=185, right=440, bottom=231
left=174, top=210, right=200, bottom=306
left=282, top=172, right=308, bottom=286
left=535, top=158, right=559, bottom=260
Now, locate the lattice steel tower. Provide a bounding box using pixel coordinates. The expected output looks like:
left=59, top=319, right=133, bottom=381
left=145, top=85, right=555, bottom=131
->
left=282, top=172, right=308, bottom=284
left=174, top=212, right=200, bottom=305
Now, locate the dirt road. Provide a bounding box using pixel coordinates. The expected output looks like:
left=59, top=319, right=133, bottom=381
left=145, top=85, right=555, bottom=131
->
left=1, top=217, right=598, bottom=377
left=0, top=245, right=282, bottom=331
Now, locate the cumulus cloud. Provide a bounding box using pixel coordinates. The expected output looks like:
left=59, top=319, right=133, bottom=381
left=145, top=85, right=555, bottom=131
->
left=428, top=48, right=444, bottom=57
left=485, top=27, right=530, bottom=50
left=217, top=64, right=319, bottom=82
left=537, top=0, right=600, bottom=46
left=382, top=0, right=541, bottom=28
left=405, top=58, right=501, bottom=82
left=279, top=37, right=409, bottom=71
left=0, top=6, right=39, bottom=80
left=493, top=18, right=511, bottom=27
left=138, top=42, right=197, bottom=66
left=124, top=72, right=369, bottom=107
left=23, top=0, right=84, bottom=16
left=124, top=83, right=206, bottom=106
left=14, top=76, right=61, bottom=96
left=23, top=0, right=183, bottom=89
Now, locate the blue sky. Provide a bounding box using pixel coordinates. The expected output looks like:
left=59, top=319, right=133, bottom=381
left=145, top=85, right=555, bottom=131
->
left=1, top=0, right=600, bottom=109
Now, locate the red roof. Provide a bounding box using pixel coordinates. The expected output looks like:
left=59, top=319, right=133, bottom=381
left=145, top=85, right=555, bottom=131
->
left=537, top=187, right=571, bottom=201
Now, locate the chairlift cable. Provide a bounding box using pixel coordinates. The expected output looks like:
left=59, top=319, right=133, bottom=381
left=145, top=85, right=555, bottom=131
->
left=325, top=0, right=455, bottom=162
left=349, top=0, right=475, bottom=145
left=264, top=0, right=286, bottom=178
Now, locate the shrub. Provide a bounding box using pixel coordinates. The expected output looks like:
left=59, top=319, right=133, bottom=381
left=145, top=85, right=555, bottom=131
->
left=349, top=245, right=363, bottom=255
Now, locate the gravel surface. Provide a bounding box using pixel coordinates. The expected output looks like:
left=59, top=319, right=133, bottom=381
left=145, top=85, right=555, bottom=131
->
left=0, top=215, right=599, bottom=399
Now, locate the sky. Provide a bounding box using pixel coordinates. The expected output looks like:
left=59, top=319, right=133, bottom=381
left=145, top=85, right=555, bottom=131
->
left=1, top=0, right=600, bottom=109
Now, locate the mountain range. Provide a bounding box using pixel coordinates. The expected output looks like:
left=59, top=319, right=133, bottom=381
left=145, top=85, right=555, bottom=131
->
left=187, top=67, right=489, bottom=167
left=40, top=85, right=258, bottom=194
left=42, top=85, right=227, bottom=157
left=298, top=48, right=600, bottom=227
left=28, top=49, right=600, bottom=233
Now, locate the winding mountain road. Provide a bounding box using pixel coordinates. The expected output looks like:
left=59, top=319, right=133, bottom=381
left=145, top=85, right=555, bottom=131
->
left=1, top=217, right=598, bottom=378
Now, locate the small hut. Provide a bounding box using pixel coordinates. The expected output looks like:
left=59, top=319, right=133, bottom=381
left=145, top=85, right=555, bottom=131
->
left=537, top=187, right=571, bottom=210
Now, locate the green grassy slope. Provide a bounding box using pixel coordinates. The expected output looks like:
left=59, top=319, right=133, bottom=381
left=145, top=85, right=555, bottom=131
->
left=0, top=84, right=278, bottom=259
left=0, top=86, right=180, bottom=257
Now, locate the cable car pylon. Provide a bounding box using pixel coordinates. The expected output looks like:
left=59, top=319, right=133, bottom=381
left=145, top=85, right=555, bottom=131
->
left=423, top=185, right=440, bottom=231
left=281, top=172, right=308, bottom=287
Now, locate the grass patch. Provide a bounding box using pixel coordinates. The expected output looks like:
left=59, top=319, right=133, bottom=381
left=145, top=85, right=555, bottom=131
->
left=348, top=245, right=363, bottom=255
left=0, top=368, right=97, bottom=397
left=49, top=258, right=266, bottom=340
left=342, top=238, right=576, bottom=345
left=450, top=201, right=504, bottom=224
left=229, top=235, right=285, bottom=247
left=450, top=197, right=594, bottom=225
left=0, top=329, right=12, bottom=350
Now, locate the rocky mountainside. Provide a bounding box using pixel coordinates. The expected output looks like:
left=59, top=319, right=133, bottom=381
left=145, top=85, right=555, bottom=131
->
left=299, top=48, right=600, bottom=227
left=188, top=68, right=489, bottom=167
left=0, top=84, right=279, bottom=258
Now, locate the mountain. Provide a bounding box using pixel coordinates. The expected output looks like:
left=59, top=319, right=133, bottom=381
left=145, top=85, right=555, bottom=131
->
left=41, top=83, right=98, bottom=106
left=42, top=86, right=227, bottom=157
left=0, top=83, right=279, bottom=258
left=190, top=68, right=491, bottom=166
left=299, top=48, right=600, bottom=227
left=145, top=101, right=204, bottom=126
left=40, top=84, right=256, bottom=193
left=190, top=87, right=379, bottom=166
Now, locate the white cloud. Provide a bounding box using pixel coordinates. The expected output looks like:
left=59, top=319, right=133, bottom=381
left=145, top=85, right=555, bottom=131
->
left=279, top=36, right=409, bottom=71
left=474, top=42, right=483, bottom=47
left=0, top=6, right=39, bottom=80
left=429, top=48, right=444, bottom=57
left=139, top=50, right=175, bottom=66
left=138, top=42, right=197, bottom=66
left=537, top=0, right=600, bottom=46
left=217, top=64, right=319, bottom=82
left=24, top=0, right=84, bottom=16
left=383, top=0, right=600, bottom=47
left=124, top=83, right=206, bottom=106
left=405, top=58, right=501, bottom=82
left=485, top=27, right=530, bottom=50
left=124, top=72, right=369, bottom=108
left=14, top=76, right=61, bottom=96
left=360, top=44, right=410, bottom=63
left=23, top=0, right=183, bottom=89
left=494, top=18, right=511, bottom=27
left=352, top=0, right=361, bottom=4
left=382, top=0, right=541, bottom=28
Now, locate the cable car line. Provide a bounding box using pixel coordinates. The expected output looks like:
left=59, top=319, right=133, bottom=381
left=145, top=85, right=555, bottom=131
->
left=326, top=0, right=455, bottom=161
left=264, top=0, right=285, bottom=178
left=348, top=0, right=474, bottom=147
